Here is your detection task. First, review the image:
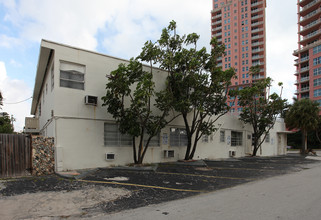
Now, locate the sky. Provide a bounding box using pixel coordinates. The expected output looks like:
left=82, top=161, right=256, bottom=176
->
left=0, top=0, right=298, bottom=132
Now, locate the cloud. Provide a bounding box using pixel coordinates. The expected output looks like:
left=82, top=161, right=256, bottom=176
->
left=0, top=61, right=32, bottom=132
left=1, top=0, right=212, bottom=55
left=101, top=0, right=212, bottom=58
left=266, top=0, right=298, bottom=103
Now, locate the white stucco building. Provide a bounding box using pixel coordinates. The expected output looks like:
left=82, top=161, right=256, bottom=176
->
left=26, top=40, right=288, bottom=172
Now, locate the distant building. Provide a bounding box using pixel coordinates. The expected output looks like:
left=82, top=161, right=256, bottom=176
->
left=26, top=39, right=287, bottom=172
left=211, top=0, right=267, bottom=111
left=293, top=0, right=321, bottom=109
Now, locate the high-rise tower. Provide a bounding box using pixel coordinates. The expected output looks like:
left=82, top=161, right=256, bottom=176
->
left=294, top=0, right=321, bottom=109
left=211, top=0, right=267, bottom=112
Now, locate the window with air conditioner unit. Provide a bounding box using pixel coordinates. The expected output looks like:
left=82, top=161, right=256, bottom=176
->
left=105, top=153, right=115, bottom=160
left=164, top=150, right=175, bottom=158
left=85, top=95, right=98, bottom=106
left=229, top=150, right=236, bottom=157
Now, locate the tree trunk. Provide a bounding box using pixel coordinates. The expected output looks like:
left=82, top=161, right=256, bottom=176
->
left=189, top=140, right=198, bottom=160
left=252, top=138, right=259, bottom=156
left=132, top=137, right=138, bottom=164
left=183, top=114, right=192, bottom=160
left=184, top=137, right=192, bottom=160
left=301, top=130, right=308, bottom=155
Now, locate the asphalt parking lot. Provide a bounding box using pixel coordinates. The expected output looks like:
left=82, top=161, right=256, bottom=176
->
left=1, top=154, right=321, bottom=217
left=81, top=155, right=321, bottom=214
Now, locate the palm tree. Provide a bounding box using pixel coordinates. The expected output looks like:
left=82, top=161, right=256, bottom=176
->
left=285, top=98, right=320, bottom=154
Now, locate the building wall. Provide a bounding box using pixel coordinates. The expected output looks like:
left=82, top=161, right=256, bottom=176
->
left=36, top=54, right=55, bottom=136
left=31, top=40, right=288, bottom=172
left=53, top=114, right=286, bottom=171
left=294, top=0, right=321, bottom=110
left=211, top=0, right=266, bottom=112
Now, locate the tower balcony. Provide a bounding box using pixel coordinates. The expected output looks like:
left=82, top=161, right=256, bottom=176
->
left=251, top=8, right=264, bottom=14
left=299, top=8, right=321, bottom=25
left=252, top=34, right=264, bottom=40
left=251, top=1, right=264, bottom=7
left=251, top=14, right=264, bottom=21
left=299, top=18, right=321, bottom=35
left=251, top=21, right=264, bottom=28
left=293, top=39, right=321, bottom=55
left=299, top=29, right=321, bottom=44
left=295, top=87, right=310, bottom=94
left=294, top=56, right=309, bottom=65
left=212, top=20, right=222, bottom=26
left=299, top=0, right=321, bottom=16
left=295, top=66, right=310, bottom=75
left=252, top=55, right=264, bottom=61
left=252, top=41, right=264, bottom=47
left=251, top=28, right=264, bottom=34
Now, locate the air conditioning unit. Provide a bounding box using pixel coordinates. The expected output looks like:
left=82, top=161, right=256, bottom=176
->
left=229, top=150, right=236, bottom=157
left=105, top=153, right=115, bottom=161
left=164, top=150, right=175, bottom=158
left=84, top=95, right=98, bottom=106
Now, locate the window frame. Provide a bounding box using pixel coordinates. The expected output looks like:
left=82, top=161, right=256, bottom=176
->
left=59, top=61, right=85, bottom=90
left=231, top=131, right=243, bottom=146
left=104, top=123, right=132, bottom=147
left=170, top=127, right=188, bottom=147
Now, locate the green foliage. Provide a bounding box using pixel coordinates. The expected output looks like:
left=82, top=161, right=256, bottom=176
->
left=238, top=68, right=287, bottom=156
left=102, top=20, right=236, bottom=162
left=102, top=57, right=174, bottom=164
left=285, top=98, right=320, bottom=153
left=285, top=98, right=319, bottom=132
left=0, top=112, right=14, bottom=133
left=142, top=20, right=236, bottom=160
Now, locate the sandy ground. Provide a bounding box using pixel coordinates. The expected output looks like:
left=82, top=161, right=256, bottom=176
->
left=0, top=185, right=130, bottom=220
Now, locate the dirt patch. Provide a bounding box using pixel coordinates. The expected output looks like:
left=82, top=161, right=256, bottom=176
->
left=0, top=185, right=130, bottom=219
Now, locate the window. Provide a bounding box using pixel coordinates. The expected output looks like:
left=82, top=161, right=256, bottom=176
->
left=315, top=99, right=321, bottom=106
left=104, top=123, right=132, bottom=146
left=170, top=128, right=188, bottom=146
left=202, top=135, right=209, bottom=143
left=231, top=131, right=243, bottom=146
left=314, top=89, right=321, bottom=97
left=265, top=133, right=270, bottom=143
left=38, top=103, right=41, bottom=116
left=313, top=56, right=321, bottom=66
left=313, top=45, right=321, bottom=54
left=51, top=64, right=54, bottom=91
left=314, top=78, right=321, bottom=87
left=314, top=67, right=321, bottom=76
left=220, top=130, right=225, bottom=142
left=60, top=61, right=85, bottom=90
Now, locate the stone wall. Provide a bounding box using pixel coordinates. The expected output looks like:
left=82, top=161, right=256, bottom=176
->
left=32, top=136, right=55, bottom=176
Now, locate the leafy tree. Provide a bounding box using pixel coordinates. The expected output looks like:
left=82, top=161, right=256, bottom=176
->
left=0, top=112, right=14, bottom=133
left=102, top=56, right=176, bottom=164
left=238, top=67, right=287, bottom=156
left=285, top=98, right=320, bottom=154
left=140, top=21, right=235, bottom=160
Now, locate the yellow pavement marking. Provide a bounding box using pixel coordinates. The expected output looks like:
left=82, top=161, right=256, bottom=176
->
left=209, top=166, right=275, bottom=171
left=156, top=172, right=254, bottom=180
left=77, top=179, right=206, bottom=193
